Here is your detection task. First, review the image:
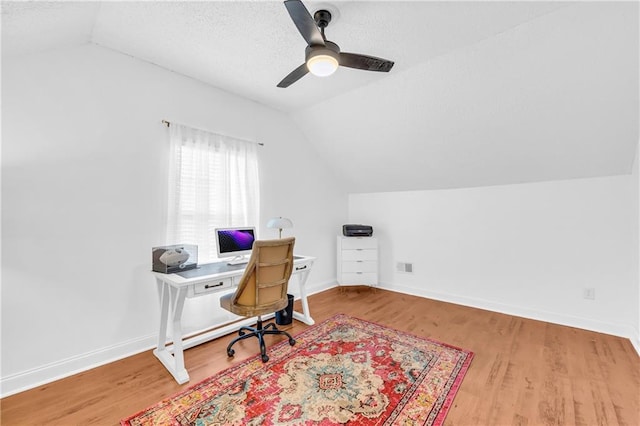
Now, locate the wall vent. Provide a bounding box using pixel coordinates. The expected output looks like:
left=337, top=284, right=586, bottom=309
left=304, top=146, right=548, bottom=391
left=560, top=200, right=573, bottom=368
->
left=396, top=262, right=413, bottom=273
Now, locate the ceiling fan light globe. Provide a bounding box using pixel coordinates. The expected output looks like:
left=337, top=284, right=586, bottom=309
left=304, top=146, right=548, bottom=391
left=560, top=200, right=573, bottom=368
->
left=307, top=54, right=339, bottom=77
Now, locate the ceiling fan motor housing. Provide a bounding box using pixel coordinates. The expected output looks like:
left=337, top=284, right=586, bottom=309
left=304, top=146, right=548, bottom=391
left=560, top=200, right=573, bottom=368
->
left=305, top=41, right=340, bottom=61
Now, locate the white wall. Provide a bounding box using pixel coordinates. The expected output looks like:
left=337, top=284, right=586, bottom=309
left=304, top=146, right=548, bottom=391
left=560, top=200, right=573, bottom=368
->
left=633, top=144, right=640, bottom=352
left=349, top=176, right=637, bottom=343
left=1, top=44, right=345, bottom=396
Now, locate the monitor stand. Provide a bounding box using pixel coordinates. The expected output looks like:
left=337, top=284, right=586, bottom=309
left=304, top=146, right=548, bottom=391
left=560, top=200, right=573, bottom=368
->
left=227, top=255, right=248, bottom=265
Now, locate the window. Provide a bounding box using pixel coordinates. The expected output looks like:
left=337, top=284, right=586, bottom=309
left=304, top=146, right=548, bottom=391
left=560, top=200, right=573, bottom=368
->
left=167, top=123, right=260, bottom=263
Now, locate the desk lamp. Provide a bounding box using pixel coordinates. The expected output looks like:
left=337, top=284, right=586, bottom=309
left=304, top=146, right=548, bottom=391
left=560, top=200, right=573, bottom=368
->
left=267, top=217, right=293, bottom=238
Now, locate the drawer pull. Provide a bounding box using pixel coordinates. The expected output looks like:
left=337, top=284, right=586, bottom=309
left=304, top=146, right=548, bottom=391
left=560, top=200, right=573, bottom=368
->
left=204, top=282, right=224, bottom=289
left=296, top=265, right=308, bottom=271
left=356, top=272, right=363, bottom=274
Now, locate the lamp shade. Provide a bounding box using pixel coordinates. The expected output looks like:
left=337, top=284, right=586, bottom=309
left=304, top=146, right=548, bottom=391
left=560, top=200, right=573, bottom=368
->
left=267, top=217, right=293, bottom=230
left=267, top=217, right=293, bottom=238
left=307, top=54, right=338, bottom=77
left=306, top=46, right=339, bottom=77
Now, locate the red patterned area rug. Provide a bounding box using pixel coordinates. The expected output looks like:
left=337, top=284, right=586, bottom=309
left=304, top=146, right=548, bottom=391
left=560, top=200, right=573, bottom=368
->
left=122, top=314, right=474, bottom=425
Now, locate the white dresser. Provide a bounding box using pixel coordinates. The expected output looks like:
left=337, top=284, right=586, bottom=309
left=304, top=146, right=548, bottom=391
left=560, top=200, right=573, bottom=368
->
left=337, top=236, right=378, bottom=287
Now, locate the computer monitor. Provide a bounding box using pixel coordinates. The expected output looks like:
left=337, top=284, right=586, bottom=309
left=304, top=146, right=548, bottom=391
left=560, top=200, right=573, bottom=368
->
left=215, top=227, right=256, bottom=264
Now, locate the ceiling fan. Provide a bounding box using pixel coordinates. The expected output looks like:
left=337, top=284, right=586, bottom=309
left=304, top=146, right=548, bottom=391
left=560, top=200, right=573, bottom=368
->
left=277, top=0, right=395, bottom=88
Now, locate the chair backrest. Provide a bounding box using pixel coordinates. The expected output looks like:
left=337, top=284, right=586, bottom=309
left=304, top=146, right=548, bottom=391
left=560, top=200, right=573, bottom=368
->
left=231, top=237, right=295, bottom=315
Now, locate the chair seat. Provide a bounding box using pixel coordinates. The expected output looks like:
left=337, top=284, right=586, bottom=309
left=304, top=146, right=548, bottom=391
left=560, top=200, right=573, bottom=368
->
left=220, top=292, right=288, bottom=317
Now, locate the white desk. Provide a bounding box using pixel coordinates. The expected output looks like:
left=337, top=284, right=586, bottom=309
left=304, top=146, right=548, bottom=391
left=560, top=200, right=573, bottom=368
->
left=152, top=255, right=315, bottom=384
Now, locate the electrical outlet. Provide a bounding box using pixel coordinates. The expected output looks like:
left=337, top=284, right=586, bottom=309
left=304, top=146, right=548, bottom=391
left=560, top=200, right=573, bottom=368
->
left=583, top=288, right=595, bottom=300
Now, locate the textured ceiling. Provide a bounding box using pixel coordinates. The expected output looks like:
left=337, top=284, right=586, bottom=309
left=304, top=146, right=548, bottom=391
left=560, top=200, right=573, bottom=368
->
left=2, top=1, right=638, bottom=192
left=2, top=1, right=568, bottom=112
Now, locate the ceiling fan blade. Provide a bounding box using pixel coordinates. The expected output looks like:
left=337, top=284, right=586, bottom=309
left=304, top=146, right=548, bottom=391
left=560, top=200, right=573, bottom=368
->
left=277, top=63, right=309, bottom=88
left=284, top=0, right=325, bottom=46
left=340, top=52, right=394, bottom=72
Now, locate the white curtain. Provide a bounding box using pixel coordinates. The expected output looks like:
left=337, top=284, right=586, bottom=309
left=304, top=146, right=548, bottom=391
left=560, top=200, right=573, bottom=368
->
left=167, top=123, right=260, bottom=263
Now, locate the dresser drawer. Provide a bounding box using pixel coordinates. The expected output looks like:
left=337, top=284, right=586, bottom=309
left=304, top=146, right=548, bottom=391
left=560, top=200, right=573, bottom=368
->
left=341, top=261, right=377, bottom=273
left=340, top=237, right=377, bottom=250
left=337, top=235, right=378, bottom=288
left=341, top=249, right=377, bottom=262
left=340, top=272, right=377, bottom=285
left=193, top=278, right=232, bottom=295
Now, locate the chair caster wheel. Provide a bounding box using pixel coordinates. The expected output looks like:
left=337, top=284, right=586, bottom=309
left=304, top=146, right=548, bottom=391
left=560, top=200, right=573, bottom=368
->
left=289, top=338, right=296, bottom=346
left=238, top=331, right=245, bottom=336
left=227, top=349, right=235, bottom=357
left=261, top=354, right=269, bottom=362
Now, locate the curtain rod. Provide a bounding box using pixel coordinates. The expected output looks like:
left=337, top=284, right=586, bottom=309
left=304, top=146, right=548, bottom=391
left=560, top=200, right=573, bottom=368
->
left=162, top=120, right=264, bottom=146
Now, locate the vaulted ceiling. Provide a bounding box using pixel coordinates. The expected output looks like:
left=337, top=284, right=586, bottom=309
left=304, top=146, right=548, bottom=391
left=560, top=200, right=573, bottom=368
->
left=2, top=1, right=638, bottom=192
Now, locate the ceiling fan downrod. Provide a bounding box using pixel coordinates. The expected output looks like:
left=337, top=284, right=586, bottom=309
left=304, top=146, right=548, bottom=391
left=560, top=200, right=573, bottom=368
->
left=314, top=10, right=331, bottom=41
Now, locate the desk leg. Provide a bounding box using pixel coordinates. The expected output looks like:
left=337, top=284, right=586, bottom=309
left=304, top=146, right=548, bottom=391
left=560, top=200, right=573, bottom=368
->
left=170, top=287, right=188, bottom=382
left=153, top=283, right=190, bottom=384
left=155, top=279, right=170, bottom=351
left=292, top=264, right=315, bottom=325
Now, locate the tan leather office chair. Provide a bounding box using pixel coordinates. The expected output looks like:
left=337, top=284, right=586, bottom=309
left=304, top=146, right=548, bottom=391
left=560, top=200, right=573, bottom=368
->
left=220, top=237, right=296, bottom=362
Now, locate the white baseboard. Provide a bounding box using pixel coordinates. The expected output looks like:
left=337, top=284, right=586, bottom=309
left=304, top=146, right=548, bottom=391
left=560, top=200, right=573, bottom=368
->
left=629, top=328, right=640, bottom=356
left=305, top=279, right=338, bottom=296
left=379, top=282, right=640, bottom=357
left=0, top=334, right=157, bottom=398
left=3, top=278, right=635, bottom=398
left=0, top=279, right=340, bottom=398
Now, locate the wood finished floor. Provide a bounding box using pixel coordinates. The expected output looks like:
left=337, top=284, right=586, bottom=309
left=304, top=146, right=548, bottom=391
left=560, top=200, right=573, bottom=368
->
left=1, top=287, right=638, bottom=425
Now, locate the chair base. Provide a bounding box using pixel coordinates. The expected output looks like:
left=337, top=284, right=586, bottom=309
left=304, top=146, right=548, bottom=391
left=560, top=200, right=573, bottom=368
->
left=226, top=316, right=296, bottom=362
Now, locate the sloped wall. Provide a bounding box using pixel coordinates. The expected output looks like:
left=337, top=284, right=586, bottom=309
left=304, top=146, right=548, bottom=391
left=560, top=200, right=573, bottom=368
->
left=293, top=3, right=638, bottom=194
left=1, top=44, right=346, bottom=395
